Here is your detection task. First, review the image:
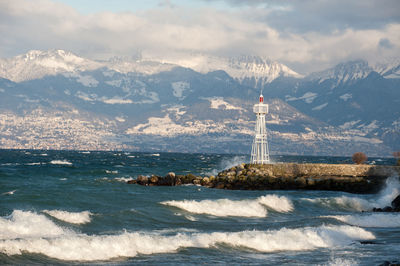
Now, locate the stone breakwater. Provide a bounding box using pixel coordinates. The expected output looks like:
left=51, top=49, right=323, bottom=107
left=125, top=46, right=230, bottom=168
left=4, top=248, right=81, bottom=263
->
left=127, top=163, right=400, bottom=194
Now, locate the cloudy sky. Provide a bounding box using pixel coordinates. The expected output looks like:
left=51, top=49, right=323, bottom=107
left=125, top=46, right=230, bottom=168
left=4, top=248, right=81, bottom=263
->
left=0, top=0, right=399, bottom=73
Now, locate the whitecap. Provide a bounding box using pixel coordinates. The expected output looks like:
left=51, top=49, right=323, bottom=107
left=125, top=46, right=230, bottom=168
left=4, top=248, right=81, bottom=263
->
left=0, top=210, right=70, bottom=240
left=105, top=170, right=119, bottom=174
left=42, top=210, right=92, bottom=224
left=0, top=212, right=375, bottom=262
left=114, top=177, right=134, bottom=183
left=162, top=198, right=268, bottom=217
left=257, top=195, right=294, bottom=212
left=162, top=194, right=293, bottom=217
left=2, top=190, right=16, bottom=196
left=25, top=162, right=41, bottom=166
left=323, top=213, right=400, bottom=228
left=50, top=160, right=73, bottom=166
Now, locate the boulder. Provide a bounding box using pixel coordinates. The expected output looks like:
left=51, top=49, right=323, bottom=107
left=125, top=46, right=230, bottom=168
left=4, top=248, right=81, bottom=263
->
left=391, top=194, right=400, bottom=209
left=149, top=175, right=159, bottom=184
left=136, top=175, right=149, bottom=185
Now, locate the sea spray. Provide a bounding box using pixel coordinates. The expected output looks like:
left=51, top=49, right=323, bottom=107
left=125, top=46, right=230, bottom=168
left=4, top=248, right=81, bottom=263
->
left=206, top=156, right=247, bottom=176
left=306, top=175, right=400, bottom=211
left=0, top=211, right=375, bottom=261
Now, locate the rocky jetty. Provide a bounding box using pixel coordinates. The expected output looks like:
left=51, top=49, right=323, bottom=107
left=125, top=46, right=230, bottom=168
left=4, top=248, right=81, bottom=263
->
left=127, top=163, right=400, bottom=194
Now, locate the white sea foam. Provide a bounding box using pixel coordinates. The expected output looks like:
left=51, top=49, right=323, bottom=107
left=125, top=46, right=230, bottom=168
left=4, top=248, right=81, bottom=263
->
left=162, top=198, right=268, bottom=217
left=323, top=213, right=400, bottom=228
left=258, top=195, right=294, bottom=212
left=2, top=190, right=16, bottom=196
left=0, top=211, right=375, bottom=261
left=105, top=170, right=119, bottom=174
left=114, top=177, right=134, bottom=183
left=305, top=175, right=400, bottom=211
left=25, top=162, right=41, bottom=166
left=0, top=210, right=70, bottom=240
left=42, top=210, right=92, bottom=224
left=50, top=160, right=73, bottom=165
left=162, top=194, right=293, bottom=217
left=326, top=257, right=358, bottom=266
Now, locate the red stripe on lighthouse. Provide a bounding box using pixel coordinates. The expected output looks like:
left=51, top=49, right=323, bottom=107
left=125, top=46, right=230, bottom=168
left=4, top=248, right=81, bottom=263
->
left=259, top=95, right=264, bottom=103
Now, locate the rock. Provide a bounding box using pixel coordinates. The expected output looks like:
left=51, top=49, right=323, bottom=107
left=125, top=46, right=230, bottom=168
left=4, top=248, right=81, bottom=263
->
left=167, top=172, right=176, bottom=178
left=136, top=175, right=149, bottom=185
left=201, top=177, right=210, bottom=186
left=127, top=180, right=137, bottom=184
left=382, top=206, right=393, bottom=212
left=215, top=182, right=225, bottom=189
left=193, top=179, right=201, bottom=185
left=391, top=194, right=400, bottom=209
left=149, top=175, right=159, bottom=184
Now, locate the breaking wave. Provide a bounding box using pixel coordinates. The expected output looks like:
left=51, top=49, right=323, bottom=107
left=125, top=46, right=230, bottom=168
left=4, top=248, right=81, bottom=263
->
left=305, top=175, right=400, bottom=211
left=42, top=210, right=92, bottom=224
left=50, top=160, right=73, bottom=166
left=323, top=213, right=400, bottom=228
left=0, top=210, right=374, bottom=261
left=162, top=194, right=293, bottom=217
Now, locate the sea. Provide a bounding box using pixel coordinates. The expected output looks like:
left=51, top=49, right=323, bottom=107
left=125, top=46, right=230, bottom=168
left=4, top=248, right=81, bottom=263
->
left=1, top=149, right=399, bottom=265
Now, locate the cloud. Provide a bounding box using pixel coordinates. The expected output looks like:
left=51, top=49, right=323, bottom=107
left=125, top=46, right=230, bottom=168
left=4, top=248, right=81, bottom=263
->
left=0, top=0, right=399, bottom=74
left=206, top=0, right=400, bottom=32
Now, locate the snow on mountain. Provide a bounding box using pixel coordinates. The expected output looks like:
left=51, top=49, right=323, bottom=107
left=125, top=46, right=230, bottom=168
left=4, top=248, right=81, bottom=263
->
left=307, top=60, right=374, bottom=85
left=158, top=55, right=303, bottom=86
left=0, top=50, right=102, bottom=82
left=308, top=59, right=400, bottom=85
left=106, top=56, right=176, bottom=75
left=370, top=58, right=400, bottom=79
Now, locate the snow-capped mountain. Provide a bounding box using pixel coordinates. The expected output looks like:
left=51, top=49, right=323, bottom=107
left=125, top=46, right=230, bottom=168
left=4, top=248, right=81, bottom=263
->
left=161, top=54, right=303, bottom=88
left=307, top=60, right=374, bottom=85
left=0, top=50, right=301, bottom=85
left=0, top=50, right=102, bottom=82
left=307, top=59, right=400, bottom=86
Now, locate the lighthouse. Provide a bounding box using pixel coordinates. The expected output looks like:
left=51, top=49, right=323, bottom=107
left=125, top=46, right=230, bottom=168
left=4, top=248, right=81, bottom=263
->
left=250, top=94, right=270, bottom=164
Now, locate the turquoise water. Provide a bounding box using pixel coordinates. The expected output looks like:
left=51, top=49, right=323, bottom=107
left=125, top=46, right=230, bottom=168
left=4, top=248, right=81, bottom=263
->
left=1, top=150, right=399, bottom=265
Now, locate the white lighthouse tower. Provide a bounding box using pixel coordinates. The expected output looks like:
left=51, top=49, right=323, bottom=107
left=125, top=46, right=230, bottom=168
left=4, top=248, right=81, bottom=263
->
left=250, top=94, right=270, bottom=164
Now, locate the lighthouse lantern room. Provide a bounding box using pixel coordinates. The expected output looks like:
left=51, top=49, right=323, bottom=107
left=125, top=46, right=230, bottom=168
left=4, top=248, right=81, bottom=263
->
left=250, top=94, right=270, bottom=164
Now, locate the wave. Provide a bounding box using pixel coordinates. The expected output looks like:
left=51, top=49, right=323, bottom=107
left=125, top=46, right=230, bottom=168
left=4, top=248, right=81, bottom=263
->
left=305, top=175, right=400, bottom=211
left=162, top=198, right=267, bottom=217
left=162, top=194, right=293, bottom=217
left=323, top=213, right=400, bottom=228
left=114, top=177, right=134, bottom=183
left=25, top=162, right=42, bottom=166
left=0, top=211, right=374, bottom=261
left=42, top=210, right=92, bottom=224
left=105, top=170, right=119, bottom=174
left=258, top=195, right=294, bottom=212
left=50, top=160, right=73, bottom=166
